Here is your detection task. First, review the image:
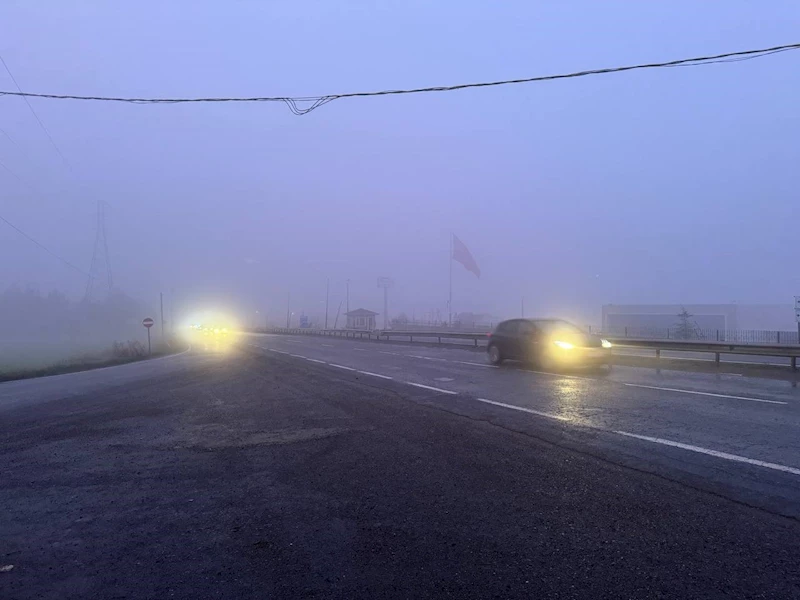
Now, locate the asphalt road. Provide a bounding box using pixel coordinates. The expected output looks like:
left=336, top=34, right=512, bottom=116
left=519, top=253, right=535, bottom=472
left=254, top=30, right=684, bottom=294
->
left=2, top=337, right=800, bottom=599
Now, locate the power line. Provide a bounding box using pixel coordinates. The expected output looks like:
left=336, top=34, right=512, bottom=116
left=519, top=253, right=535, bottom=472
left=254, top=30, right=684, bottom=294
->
left=0, top=42, right=796, bottom=115
left=0, top=134, right=40, bottom=193
left=0, top=156, right=27, bottom=187
left=0, top=213, right=92, bottom=277
left=0, top=54, right=73, bottom=168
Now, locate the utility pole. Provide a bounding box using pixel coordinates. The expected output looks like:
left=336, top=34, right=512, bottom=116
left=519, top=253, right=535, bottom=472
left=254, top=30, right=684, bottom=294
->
left=325, top=278, right=330, bottom=329
left=346, top=279, right=350, bottom=314
left=84, top=200, right=113, bottom=301
left=160, top=292, right=165, bottom=340
left=286, top=291, right=291, bottom=328
left=377, top=277, right=393, bottom=330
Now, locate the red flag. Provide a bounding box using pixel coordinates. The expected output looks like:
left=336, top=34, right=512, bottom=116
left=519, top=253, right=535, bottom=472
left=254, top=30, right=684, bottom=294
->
left=452, top=234, right=480, bottom=278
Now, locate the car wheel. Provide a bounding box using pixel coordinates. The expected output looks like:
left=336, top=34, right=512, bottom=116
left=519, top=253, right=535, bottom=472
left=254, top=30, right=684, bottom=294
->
left=487, top=344, right=503, bottom=365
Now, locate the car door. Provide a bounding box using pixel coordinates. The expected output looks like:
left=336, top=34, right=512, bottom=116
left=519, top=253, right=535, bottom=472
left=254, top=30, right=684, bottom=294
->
left=492, top=320, right=519, bottom=359
left=515, top=320, right=539, bottom=361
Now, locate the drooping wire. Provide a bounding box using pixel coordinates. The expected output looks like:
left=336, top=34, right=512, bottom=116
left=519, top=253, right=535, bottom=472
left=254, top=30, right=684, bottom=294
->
left=0, top=42, right=796, bottom=116
left=0, top=55, right=73, bottom=170
left=0, top=213, right=92, bottom=277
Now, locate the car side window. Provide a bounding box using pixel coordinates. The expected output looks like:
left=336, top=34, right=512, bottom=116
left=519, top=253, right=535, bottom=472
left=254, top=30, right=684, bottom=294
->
left=496, top=321, right=514, bottom=334
left=517, top=321, right=535, bottom=337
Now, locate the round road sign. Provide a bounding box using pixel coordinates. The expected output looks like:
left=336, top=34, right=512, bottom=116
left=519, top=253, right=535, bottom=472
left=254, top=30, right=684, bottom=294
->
left=142, top=317, right=155, bottom=328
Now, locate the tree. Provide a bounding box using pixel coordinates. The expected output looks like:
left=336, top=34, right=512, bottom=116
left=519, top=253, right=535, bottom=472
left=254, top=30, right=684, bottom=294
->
left=674, top=306, right=701, bottom=340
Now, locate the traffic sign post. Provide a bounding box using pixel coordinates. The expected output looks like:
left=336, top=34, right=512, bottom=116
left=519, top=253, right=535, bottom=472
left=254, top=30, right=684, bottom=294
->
left=142, top=317, right=155, bottom=356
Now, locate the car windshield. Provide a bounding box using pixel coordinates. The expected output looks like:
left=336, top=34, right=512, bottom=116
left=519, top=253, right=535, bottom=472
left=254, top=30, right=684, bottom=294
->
left=533, top=320, right=585, bottom=336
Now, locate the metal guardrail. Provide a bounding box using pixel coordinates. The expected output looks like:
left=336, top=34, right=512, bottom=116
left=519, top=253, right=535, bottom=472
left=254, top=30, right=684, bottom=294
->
left=263, top=328, right=800, bottom=369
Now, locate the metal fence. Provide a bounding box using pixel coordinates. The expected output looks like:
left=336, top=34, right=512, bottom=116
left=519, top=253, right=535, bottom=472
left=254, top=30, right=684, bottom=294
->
left=596, top=326, right=800, bottom=345
left=389, top=320, right=495, bottom=333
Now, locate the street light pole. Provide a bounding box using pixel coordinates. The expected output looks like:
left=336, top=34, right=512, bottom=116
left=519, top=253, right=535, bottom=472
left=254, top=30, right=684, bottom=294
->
left=346, top=279, right=350, bottom=314
left=325, top=278, right=330, bottom=329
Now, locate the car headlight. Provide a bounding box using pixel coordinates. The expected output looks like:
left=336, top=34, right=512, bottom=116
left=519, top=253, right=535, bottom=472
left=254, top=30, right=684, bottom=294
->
left=553, top=340, right=574, bottom=350
left=601, top=339, right=612, bottom=349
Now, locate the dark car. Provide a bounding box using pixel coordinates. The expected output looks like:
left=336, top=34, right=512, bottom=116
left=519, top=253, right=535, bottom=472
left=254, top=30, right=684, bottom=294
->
left=487, top=318, right=612, bottom=369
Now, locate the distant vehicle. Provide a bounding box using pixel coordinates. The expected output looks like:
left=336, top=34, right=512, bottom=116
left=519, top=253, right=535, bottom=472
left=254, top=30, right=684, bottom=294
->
left=487, top=318, right=612, bottom=369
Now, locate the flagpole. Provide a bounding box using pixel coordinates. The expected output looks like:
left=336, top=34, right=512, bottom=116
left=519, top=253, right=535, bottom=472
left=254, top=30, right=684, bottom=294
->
left=448, top=233, right=453, bottom=326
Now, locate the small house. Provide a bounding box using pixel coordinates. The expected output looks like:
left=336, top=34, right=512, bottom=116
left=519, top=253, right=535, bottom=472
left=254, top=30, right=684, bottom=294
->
left=345, top=308, right=378, bottom=330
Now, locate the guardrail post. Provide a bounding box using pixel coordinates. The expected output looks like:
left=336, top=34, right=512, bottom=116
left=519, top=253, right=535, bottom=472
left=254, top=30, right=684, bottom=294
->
left=792, top=356, right=797, bottom=371
left=716, top=330, right=719, bottom=341
left=715, top=352, right=720, bottom=366
left=625, top=326, right=628, bottom=337
left=655, top=349, right=660, bottom=359
left=409, top=335, right=413, bottom=343
left=777, top=331, right=781, bottom=344
left=438, top=336, right=441, bottom=344
left=474, top=337, right=478, bottom=347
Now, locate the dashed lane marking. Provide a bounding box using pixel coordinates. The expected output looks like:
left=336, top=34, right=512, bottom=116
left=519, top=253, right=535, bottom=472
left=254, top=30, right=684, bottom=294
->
left=476, top=398, right=569, bottom=421
left=407, top=382, right=457, bottom=395
left=408, top=355, right=449, bottom=362
left=622, top=383, right=787, bottom=405
left=306, top=358, right=326, bottom=364
left=614, top=431, right=800, bottom=476
left=473, top=398, right=800, bottom=476
left=289, top=354, right=307, bottom=359
left=357, top=370, right=394, bottom=380
left=454, top=361, right=498, bottom=369
left=329, top=364, right=357, bottom=371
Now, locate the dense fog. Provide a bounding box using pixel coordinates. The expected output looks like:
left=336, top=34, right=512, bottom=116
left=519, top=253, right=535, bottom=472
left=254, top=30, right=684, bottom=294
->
left=1, top=1, right=798, bottom=369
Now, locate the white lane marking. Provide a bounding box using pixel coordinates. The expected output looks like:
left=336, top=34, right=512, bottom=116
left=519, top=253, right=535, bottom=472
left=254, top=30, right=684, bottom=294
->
left=435, top=377, right=454, bottom=382
left=614, top=431, right=800, bottom=476
left=622, top=383, right=786, bottom=405
left=357, top=370, right=393, bottom=380
left=306, top=358, right=326, bottom=364
left=289, top=354, right=307, bottom=359
left=379, top=351, right=402, bottom=356
left=284, top=340, right=301, bottom=344
left=407, top=355, right=449, bottom=362
left=523, top=369, right=595, bottom=381
left=475, top=399, right=800, bottom=477
left=406, top=382, right=457, bottom=395
left=353, top=348, right=369, bottom=352
left=269, top=349, right=290, bottom=354
left=476, top=398, right=569, bottom=421
left=329, top=364, right=357, bottom=371
left=454, top=361, right=499, bottom=369
left=321, top=344, right=333, bottom=347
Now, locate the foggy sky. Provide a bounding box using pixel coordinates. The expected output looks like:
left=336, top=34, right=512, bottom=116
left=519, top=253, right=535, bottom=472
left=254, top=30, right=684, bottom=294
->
left=1, top=1, right=799, bottom=327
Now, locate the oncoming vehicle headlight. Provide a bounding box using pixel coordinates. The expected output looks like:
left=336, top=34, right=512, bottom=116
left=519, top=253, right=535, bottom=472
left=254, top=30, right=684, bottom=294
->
left=553, top=340, right=574, bottom=350
left=601, top=339, right=612, bottom=349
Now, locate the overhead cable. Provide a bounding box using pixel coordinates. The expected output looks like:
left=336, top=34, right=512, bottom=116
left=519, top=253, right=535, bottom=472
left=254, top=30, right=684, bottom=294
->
left=0, top=42, right=797, bottom=115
